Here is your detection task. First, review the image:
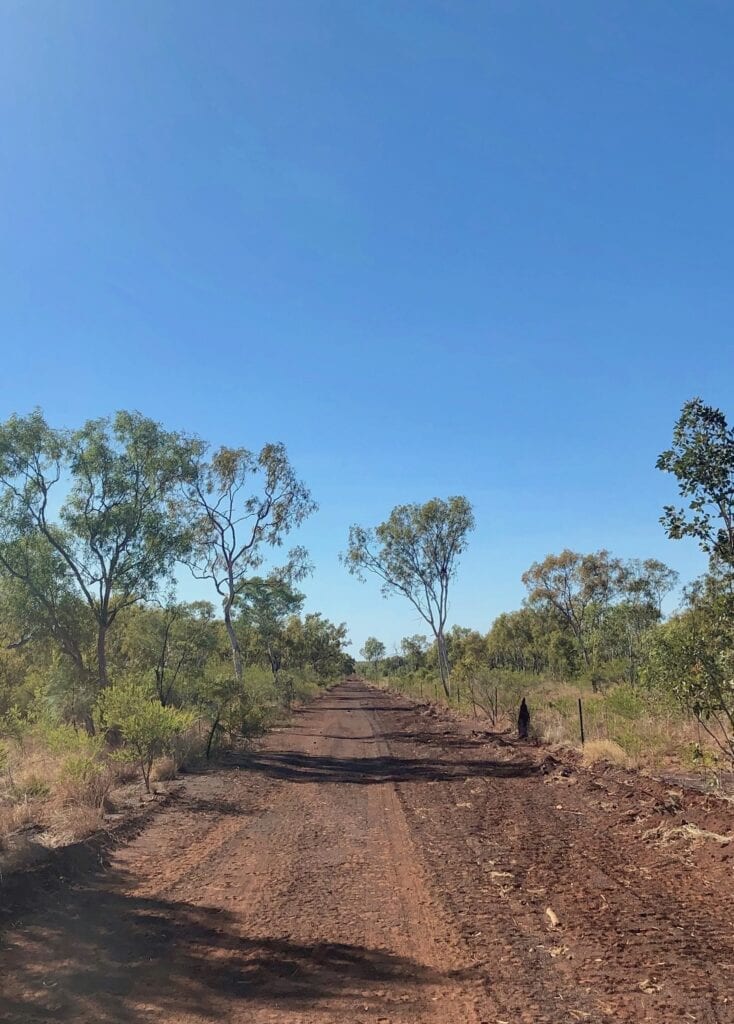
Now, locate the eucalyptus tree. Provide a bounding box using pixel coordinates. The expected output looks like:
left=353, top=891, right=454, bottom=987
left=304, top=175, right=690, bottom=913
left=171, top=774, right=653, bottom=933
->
left=295, top=613, right=351, bottom=679
left=0, top=535, right=93, bottom=687
left=236, top=575, right=305, bottom=692
left=344, top=496, right=475, bottom=696
left=521, top=549, right=624, bottom=668
left=360, top=636, right=386, bottom=675
left=657, top=397, right=734, bottom=570
left=400, top=634, right=429, bottom=672
left=644, top=574, right=734, bottom=763
left=121, top=599, right=218, bottom=706
left=0, top=410, right=196, bottom=692
left=181, top=444, right=315, bottom=684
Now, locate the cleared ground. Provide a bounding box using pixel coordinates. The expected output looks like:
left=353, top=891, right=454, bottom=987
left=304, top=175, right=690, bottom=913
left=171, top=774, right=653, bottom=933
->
left=2, top=680, right=734, bottom=1023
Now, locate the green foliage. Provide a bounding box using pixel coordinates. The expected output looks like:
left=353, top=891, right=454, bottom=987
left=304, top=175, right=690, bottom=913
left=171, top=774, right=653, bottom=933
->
left=0, top=409, right=198, bottom=688
left=96, top=681, right=195, bottom=791
left=345, top=496, right=474, bottom=695
left=603, top=684, right=648, bottom=719
left=58, top=754, right=110, bottom=808
left=400, top=635, right=429, bottom=673
left=14, top=774, right=50, bottom=800
left=121, top=599, right=217, bottom=706
left=36, top=720, right=105, bottom=759
left=0, top=705, right=26, bottom=747
left=643, top=576, right=734, bottom=762
left=182, top=442, right=316, bottom=682
left=279, top=613, right=351, bottom=680
left=657, top=397, right=734, bottom=567
left=522, top=549, right=625, bottom=667
left=360, top=637, right=386, bottom=667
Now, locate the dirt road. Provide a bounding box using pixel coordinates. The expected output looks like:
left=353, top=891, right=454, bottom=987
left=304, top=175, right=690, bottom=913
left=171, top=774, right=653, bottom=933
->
left=2, top=681, right=734, bottom=1023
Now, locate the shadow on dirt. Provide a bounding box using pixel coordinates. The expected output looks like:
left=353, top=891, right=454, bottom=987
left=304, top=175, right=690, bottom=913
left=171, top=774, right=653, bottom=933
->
left=0, top=867, right=444, bottom=1023
left=181, top=795, right=247, bottom=817
left=379, top=729, right=499, bottom=749
left=240, top=749, right=533, bottom=784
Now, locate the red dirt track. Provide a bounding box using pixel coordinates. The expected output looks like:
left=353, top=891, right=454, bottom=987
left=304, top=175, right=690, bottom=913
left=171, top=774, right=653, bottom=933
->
left=2, top=680, right=734, bottom=1023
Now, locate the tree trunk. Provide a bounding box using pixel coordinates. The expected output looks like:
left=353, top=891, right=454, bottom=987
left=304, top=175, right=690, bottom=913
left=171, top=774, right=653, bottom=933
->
left=97, top=621, right=109, bottom=688
left=223, top=601, right=243, bottom=683
left=436, top=632, right=451, bottom=697
left=206, top=713, right=222, bottom=760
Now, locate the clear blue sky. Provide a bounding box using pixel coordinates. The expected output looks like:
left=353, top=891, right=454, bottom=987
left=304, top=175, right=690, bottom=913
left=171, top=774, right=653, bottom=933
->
left=1, top=2, right=732, bottom=653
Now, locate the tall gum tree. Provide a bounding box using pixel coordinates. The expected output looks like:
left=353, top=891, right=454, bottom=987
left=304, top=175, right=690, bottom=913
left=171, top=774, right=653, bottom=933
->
left=343, top=496, right=474, bottom=697
left=657, top=397, right=734, bottom=572
left=235, top=575, right=306, bottom=693
left=181, top=443, right=315, bottom=684
left=521, top=549, right=624, bottom=668
left=0, top=410, right=196, bottom=692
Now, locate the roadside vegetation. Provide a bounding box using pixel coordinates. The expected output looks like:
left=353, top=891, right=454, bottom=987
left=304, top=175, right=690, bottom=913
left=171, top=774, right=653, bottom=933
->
left=353, top=398, right=734, bottom=778
left=2, top=395, right=732, bottom=857
left=0, top=410, right=352, bottom=858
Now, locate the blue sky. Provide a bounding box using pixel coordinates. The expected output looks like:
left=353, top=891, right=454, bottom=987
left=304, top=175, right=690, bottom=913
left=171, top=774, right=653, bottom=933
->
left=1, top=1, right=732, bottom=653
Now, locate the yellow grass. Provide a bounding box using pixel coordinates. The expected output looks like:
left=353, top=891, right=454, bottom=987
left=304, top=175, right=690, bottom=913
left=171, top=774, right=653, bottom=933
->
left=151, top=756, right=177, bottom=782
left=383, top=671, right=719, bottom=773
left=581, top=738, right=629, bottom=766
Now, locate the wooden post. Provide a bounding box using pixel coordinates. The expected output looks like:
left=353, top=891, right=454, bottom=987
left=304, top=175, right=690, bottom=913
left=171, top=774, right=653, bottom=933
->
left=470, top=685, right=477, bottom=718
left=578, top=697, right=585, bottom=746
left=494, top=686, right=498, bottom=725
left=434, top=680, right=438, bottom=702
left=419, top=676, right=423, bottom=699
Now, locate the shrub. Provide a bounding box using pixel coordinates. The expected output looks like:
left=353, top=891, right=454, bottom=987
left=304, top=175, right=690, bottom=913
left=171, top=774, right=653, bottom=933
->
left=604, top=685, right=647, bottom=719
left=57, top=754, right=112, bottom=808
left=0, top=740, right=11, bottom=786
left=14, top=772, right=50, bottom=800
left=96, top=682, right=195, bottom=792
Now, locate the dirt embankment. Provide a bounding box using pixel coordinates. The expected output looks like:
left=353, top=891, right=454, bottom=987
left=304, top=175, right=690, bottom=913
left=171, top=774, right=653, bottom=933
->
left=2, top=681, right=734, bottom=1023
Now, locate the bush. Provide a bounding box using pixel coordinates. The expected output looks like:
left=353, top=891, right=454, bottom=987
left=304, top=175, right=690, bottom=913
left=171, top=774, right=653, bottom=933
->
left=604, top=684, right=647, bottom=719
left=57, top=754, right=111, bottom=808
left=96, top=682, right=195, bottom=792
left=14, top=772, right=50, bottom=800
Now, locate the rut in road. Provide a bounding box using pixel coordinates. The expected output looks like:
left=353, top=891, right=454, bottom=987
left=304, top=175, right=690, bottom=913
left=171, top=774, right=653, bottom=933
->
left=0, top=683, right=484, bottom=1024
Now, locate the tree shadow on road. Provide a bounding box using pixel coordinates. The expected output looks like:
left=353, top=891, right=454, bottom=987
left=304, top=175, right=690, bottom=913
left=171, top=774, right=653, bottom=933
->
left=0, top=866, right=446, bottom=1023
left=239, top=750, right=534, bottom=784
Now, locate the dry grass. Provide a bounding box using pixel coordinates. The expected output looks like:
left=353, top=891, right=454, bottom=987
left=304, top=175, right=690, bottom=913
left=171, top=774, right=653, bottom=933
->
left=151, top=756, right=177, bottom=782
left=46, top=803, right=104, bottom=845
left=643, top=822, right=734, bottom=846
left=55, top=762, right=114, bottom=809
left=112, top=761, right=142, bottom=784
left=1, top=733, right=114, bottom=857
left=390, top=672, right=719, bottom=773
left=0, top=799, right=38, bottom=849
left=581, top=738, right=630, bottom=766
left=0, top=722, right=207, bottom=864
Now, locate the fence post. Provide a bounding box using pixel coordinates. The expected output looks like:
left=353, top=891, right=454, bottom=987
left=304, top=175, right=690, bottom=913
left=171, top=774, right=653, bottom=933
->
left=494, top=686, right=498, bottom=725
left=578, top=697, right=585, bottom=746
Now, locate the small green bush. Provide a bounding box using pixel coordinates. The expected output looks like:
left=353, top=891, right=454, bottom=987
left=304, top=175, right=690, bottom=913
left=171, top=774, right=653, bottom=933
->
left=14, top=773, right=50, bottom=800
left=96, top=682, right=195, bottom=792
left=604, top=685, right=647, bottom=719
left=58, top=754, right=111, bottom=807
